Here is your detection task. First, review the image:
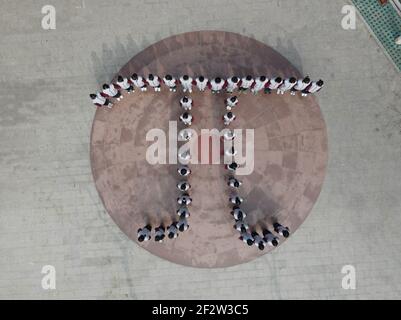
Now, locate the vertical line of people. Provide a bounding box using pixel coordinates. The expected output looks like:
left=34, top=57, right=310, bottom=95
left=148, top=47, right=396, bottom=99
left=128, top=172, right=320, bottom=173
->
left=90, top=74, right=324, bottom=108
left=174, top=89, right=195, bottom=237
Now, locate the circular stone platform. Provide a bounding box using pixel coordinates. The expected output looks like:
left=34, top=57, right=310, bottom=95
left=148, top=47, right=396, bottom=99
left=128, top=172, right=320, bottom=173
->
left=90, top=31, right=328, bottom=268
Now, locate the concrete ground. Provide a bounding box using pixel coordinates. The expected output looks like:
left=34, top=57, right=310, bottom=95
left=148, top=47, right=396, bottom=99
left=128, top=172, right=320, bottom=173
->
left=0, top=0, right=400, bottom=299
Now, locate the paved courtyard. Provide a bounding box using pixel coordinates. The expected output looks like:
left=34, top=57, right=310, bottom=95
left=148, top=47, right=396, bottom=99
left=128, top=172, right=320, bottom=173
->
left=0, top=0, right=400, bottom=299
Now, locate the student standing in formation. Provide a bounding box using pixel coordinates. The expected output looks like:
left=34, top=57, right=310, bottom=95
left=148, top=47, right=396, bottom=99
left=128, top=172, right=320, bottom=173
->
left=154, top=225, right=166, bottom=243
left=116, top=75, right=134, bottom=94
left=176, top=206, right=190, bottom=218
left=178, top=149, right=191, bottom=162
left=177, top=165, right=191, bottom=177
left=130, top=73, right=147, bottom=92
left=239, top=75, right=254, bottom=93
left=177, top=181, right=191, bottom=192
left=176, top=216, right=189, bottom=232
left=225, top=96, right=239, bottom=111
left=102, top=83, right=123, bottom=101
left=195, top=75, right=209, bottom=92
left=251, top=76, right=269, bottom=95
left=225, top=146, right=237, bottom=157
left=234, top=220, right=249, bottom=232
left=146, top=74, right=161, bottom=92
left=231, top=206, right=247, bottom=220
left=167, top=222, right=179, bottom=239
left=303, top=79, right=324, bottom=96
left=277, top=77, right=297, bottom=95
left=179, top=128, right=194, bottom=141
left=262, top=229, right=279, bottom=247
left=180, top=96, right=193, bottom=110
left=163, top=74, right=177, bottom=92
left=291, top=76, right=311, bottom=96
left=239, top=229, right=254, bottom=246
left=226, top=162, right=239, bottom=172
left=226, top=76, right=240, bottom=93
left=89, top=93, right=113, bottom=108
left=180, top=112, right=193, bottom=126
left=223, top=111, right=236, bottom=126
left=137, top=225, right=152, bottom=242
left=177, top=193, right=192, bottom=206
left=223, top=129, right=236, bottom=141
left=228, top=177, right=242, bottom=189
left=229, top=195, right=244, bottom=206
left=252, top=231, right=266, bottom=251
left=273, top=223, right=290, bottom=238
left=209, top=77, right=226, bottom=94
left=265, top=77, right=283, bottom=94
left=180, top=75, right=193, bottom=93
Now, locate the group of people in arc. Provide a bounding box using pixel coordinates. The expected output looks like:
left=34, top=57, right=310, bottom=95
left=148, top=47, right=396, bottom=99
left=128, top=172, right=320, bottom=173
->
left=220, top=96, right=291, bottom=251
left=89, top=73, right=324, bottom=108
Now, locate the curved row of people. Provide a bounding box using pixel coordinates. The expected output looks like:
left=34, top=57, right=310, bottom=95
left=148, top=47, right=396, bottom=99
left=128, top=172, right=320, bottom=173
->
left=224, top=161, right=290, bottom=251
left=89, top=74, right=324, bottom=108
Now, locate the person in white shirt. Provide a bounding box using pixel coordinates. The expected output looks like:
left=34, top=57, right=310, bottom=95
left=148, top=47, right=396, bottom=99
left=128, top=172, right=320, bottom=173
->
left=231, top=206, right=246, bottom=220
left=116, top=75, right=134, bottom=94
left=262, top=229, right=279, bottom=247
left=252, top=231, right=266, bottom=251
left=163, top=74, right=177, bottom=92
left=180, top=75, right=193, bottom=93
left=292, top=76, right=311, bottom=96
left=180, top=112, right=193, bottom=126
left=195, top=75, right=209, bottom=92
left=137, top=225, right=152, bottom=242
left=226, top=162, right=238, bottom=172
left=225, top=96, right=239, bottom=111
left=154, top=225, right=166, bottom=242
left=89, top=93, right=113, bottom=108
left=251, top=76, right=269, bottom=95
left=178, top=128, right=194, bottom=141
left=177, top=165, right=191, bottom=177
left=177, top=217, right=189, bottom=232
left=102, top=83, right=123, bottom=101
left=146, top=74, right=161, bottom=92
left=303, top=79, right=324, bottom=96
left=177, top=181, right=191, bottom=192
left=178, top=149, right=191, bottom=162
left=223, top=129, right=236, bottom=141
left=180, top=96, right=193, bottom=110
left=167, top=222, right=179, bottom=239
left=209, top=77, right=225, bottom=94
left=228, top=177, right=242, bottom=189
left=239, top=75, right=254, bottom=92
left=225, top=146, right=237, bottom=157
left=177, top=193, right=192, bottom=206
left=239, top=230, right=254, bottom=246
left=130, top=73, right=147, bottom=92
left=177, top=206, right=190, bottom=218
left=234, top=221, right=249, bottom=232
left=265, top=77, right=283, bottom=94
left=229, top=195, right=244, bottom=206
left=226, top=76, right=240, bottom=93
left=273, top=223, right=290, bottom=238
left=223, top=112, right=236, bottom=126
left=277, top=77, right=297, bottom=95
